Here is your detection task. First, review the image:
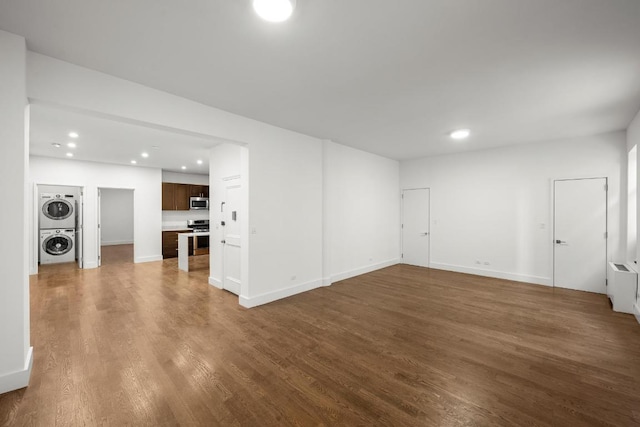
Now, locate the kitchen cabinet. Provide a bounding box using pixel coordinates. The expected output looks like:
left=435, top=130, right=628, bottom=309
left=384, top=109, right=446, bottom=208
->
left=190, top=185, right=209, bottom=198
left=162, top=230, right=193, bottom=259
left=162, top=183, right=208, bottom=211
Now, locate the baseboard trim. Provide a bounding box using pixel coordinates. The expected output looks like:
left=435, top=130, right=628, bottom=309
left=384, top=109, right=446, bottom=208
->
left=239, top=278, right=324, bottom=309
left=134, top=255, right=163, bottom=264
left=329, top=259, right=400, bottom=285
left=633, top=302, right=640, bottom=325
left=0, top=347, right=33, bottom=395
left=101, top=240, right=133, bottom=246
left=83, top=261, right=98, bottom=269
left=209, top=276, right=223, bottom=289
left=428, top=262, right=552, bottom=287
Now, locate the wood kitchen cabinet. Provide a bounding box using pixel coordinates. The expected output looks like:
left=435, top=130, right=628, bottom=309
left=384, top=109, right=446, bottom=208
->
left=162, top=230, right=193, bottom=259
left=162, top=183, right=204, bottom=211
left=190, top=185, right=209, bottom=198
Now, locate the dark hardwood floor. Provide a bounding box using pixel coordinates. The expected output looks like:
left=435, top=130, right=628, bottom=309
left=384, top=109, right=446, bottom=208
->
left=1, top=263, right=639, bottom=426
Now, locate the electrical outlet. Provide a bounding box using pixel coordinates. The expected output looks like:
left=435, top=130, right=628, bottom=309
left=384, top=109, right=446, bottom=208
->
left=368, top=257, right=373, bottom=262
left=291, top=275, right=296, bottom=281
left=484, top=261, right=490, bottom=265
left=475, top=260, right=481, bottom=264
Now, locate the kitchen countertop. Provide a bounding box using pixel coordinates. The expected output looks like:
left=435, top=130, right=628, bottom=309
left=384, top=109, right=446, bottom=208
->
left=178, top=232, right=210, bottom=271
left=162, top=227, right=192, bottom=232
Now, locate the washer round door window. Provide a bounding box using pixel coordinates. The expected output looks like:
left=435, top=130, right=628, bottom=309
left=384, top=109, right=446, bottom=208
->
left=42, top=197, right=73, bottom=220
left=43, top=233, right=73, bottom=255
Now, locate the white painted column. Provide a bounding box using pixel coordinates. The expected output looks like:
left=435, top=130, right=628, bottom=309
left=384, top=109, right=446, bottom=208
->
left=0, top=30, right=33, bottom=394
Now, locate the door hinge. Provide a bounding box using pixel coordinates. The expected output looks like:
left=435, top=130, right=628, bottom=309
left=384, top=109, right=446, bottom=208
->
left=401, top=253, right=403, bottom=258
left=401, top=224, right=404, bottom=229
left=605, top=184, right=608, bottom=191
left=605, top=231, right=608, bottom=239
left=605, top=279, right=608, bottom=286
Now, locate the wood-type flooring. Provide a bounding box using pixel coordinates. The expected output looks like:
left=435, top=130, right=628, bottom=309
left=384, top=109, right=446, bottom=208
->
left=1, top=263, right=639, bottom=426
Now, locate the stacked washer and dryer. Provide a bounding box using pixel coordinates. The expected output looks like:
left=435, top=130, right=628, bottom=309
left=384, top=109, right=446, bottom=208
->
left=39, top=193, right=76, bottom=264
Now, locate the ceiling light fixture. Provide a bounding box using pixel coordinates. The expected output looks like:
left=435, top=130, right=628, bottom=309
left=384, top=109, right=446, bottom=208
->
left=67, top=142, right=76, bottom=148
left=253, top=0, right=296, bottom=22
left=450, top=129, right=471, bottom=140
left=66, top=152, right=74, bottom=157
left=181, top=166, right=187, bottom=170
left=131, top=160, right=137, bottom=164
left=51, top=143, right=61, bottom=148
left=68, top=132, right=79, bottom=138
left=197, top=160, right=203, bottom=165
left=141, top=152, right=149, bottom=158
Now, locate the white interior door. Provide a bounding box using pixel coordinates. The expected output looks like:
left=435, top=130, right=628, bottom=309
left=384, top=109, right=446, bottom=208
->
left=554, top=178, right=607, bottom=293
left=77, top=190, right=83, bottom=269
left=402, top=188, right=430, bottom=268
left=97, top=189, right=102, bottom=267
left=222, top=179, right=241, bottom=295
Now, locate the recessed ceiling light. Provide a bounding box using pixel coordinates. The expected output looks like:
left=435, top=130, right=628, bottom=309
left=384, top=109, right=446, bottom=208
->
left=181, top=166, right=187, bottom=170
left=197, top=160, right=203, bottom=165
left=450, top=129, right=471, bottom=140
left=51, top=143, right=61, bottom=148
left=68, top=132, right=79, bottom=138
left=141, top=152, right=149, bottom=158
left=66, top=152, right=74, bottom=157
left=131, top=160, right=137, bottom=164
left=67, top=142, right=76, bottom=148
left=253, top=0, right=295, bottom=22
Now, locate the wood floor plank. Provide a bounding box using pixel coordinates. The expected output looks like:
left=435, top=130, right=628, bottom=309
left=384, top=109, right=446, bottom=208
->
left=1, top=258, right=640, bottom=426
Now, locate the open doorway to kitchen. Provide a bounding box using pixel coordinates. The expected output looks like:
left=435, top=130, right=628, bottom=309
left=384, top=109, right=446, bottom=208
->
left=98, top=188, right=134, bottom=266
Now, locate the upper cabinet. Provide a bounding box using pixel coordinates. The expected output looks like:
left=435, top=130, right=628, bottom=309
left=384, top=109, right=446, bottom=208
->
left=190, top=185, right=209, bottom=198
left=162, top=182, right=209, bottom=211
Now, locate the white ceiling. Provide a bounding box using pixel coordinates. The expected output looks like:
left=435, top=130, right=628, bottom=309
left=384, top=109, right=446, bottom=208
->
left=2, top=0, right=640, bottom=160
left=29, top=105, right=215, bottom=174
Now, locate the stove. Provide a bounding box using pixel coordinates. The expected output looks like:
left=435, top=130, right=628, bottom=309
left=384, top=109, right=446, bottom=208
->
left=187, top=219, right=209, bottom=233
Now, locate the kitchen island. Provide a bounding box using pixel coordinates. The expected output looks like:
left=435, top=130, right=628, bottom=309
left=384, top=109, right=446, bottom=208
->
left=178, top=232, right=210, bottom=272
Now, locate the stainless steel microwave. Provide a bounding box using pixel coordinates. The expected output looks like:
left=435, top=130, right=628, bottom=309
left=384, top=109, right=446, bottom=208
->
left=190, top=197, right=209, bottom=210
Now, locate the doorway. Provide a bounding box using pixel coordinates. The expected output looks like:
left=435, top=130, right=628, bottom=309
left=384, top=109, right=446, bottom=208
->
left=98, top=188, right=134, bottom=266
left=222, top=177, right=242, bottom=295
left=553, top=178, right=607, bottom=293
left=402, top=188, right=430, bottom=268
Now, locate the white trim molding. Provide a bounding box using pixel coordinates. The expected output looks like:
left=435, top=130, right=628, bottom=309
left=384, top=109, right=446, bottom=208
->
left=101, top=240, right=134, bottom=246
left=134, top=255, right=163, bottom=264
left=329, top=259, right=399, bottom=285
left=208, top=276, right=223, bottom=289
left=239, top=279, right=324, bottom=308
left=633, top=302, right=640, bottom=325
left=429, top=262, right=552, bottom=287
left=0, top=347, right=33, bottom=395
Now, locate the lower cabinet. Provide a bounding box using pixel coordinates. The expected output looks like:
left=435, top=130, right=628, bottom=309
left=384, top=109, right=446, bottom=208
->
left=162, top=231, right=193, bottom=259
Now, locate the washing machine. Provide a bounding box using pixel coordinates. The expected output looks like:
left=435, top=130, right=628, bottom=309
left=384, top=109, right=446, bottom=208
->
left=40, top=229, right=75, bottom=264
left=40, top=193, right=76, bottom=229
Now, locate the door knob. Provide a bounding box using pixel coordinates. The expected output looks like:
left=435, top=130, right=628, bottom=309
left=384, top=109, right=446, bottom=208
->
left=555, top=239, right=567, bottom=244
left=221, top=240, right=226, bottom=244
left=420, top=232, right=429, bottom=236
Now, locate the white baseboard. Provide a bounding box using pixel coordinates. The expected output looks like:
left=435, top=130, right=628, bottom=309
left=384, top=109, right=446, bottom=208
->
left=428, top=262, right=552, bottom=287
left=101, top=240, right=133, bottom=246
left=83, top=261, right=98, bottom=269
left=239, top=278, right=324, bottom=308
left=209, top=276, right=223, bottom=289
left=329, top=258, right=399, bottom=284
left=633, top=302, right=640, bottom=325
left=0, top=347, right=33, bottom=395
left=134, top=255, right=163, bottom=264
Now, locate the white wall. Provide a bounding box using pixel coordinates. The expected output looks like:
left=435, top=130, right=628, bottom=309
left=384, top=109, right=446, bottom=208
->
left=323, top=140, right=400, bottom=283
left=100, top=188, right=134, bottom=245
left=401, top=132, right=626, bottom=286
left=162, top=171, right=208, bottom=185
left=0, top=30, right=32, bottom=394
left=629, top=108, right=640, bottom=320
left=30, top=157, right=162, bottom=268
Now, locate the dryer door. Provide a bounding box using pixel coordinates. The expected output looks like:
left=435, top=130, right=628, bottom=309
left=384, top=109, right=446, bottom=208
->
left=42, top=198, right=73, bottom=221
left=43, top=234, right=74, bottom=255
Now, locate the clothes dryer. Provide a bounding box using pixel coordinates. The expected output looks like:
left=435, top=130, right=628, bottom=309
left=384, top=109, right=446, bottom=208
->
left=40, top=193, right=76, bottom=229
left=40, top=229, right=75, bottom=264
